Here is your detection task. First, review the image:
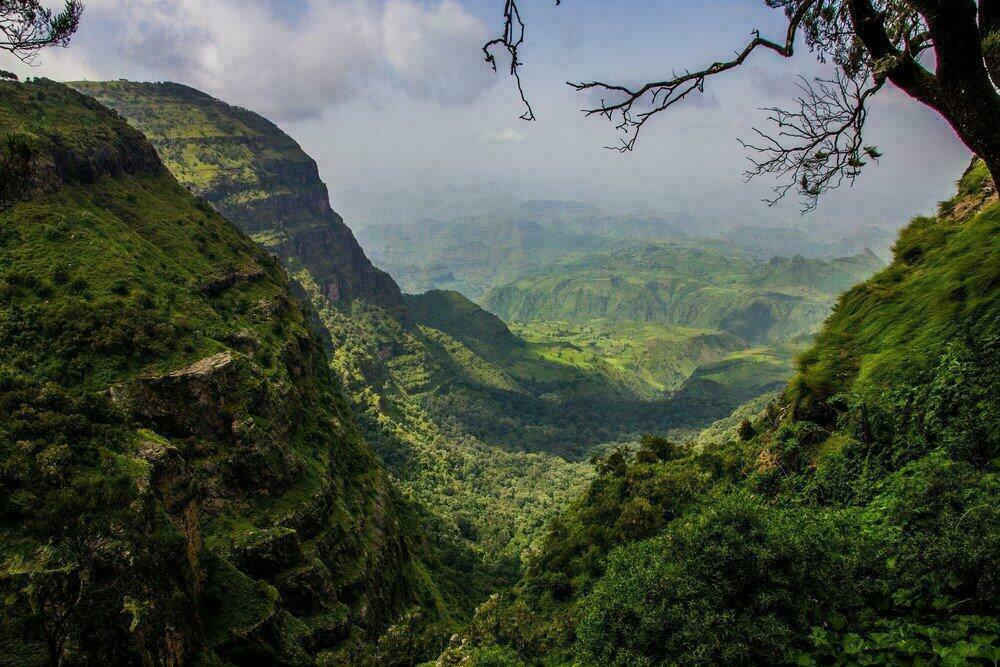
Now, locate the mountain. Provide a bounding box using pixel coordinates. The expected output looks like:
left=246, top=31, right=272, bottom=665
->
left=357, top=217, right=623, bottom=298
left=720, top=224, right=897, bottom=260
left=70, top=80, right=407, bottom=318
left=68, top=81, right=874, bottom=623
left=484, top=241, right=884, bottom=345
left=0, top=79, right=450, bottom=664
left=446, top=160, right=1000, bottom=664
left=70, top=80, right=596, bottom=602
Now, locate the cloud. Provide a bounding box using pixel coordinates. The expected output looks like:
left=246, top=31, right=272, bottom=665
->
left=478, top=128, right=526, bottom=144
left=9, top=0, right=495, bottom=122
left=383, top=0, right=494, bottom=104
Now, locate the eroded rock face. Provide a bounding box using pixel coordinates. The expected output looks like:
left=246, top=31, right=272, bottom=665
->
left=113, top=351, right=305, bottom=494
left=71, top=81, right=410, bottom=320
left=114, top=351, right=240, bottom=439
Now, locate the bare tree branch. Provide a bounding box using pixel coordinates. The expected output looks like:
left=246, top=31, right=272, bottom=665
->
left=741, top=73, right=884, bottom=212
left=569, top=0, right=817, bottom=153
left=487, top=0, right=1000, bottom=209
left=483, top=0, right=562, bottom=121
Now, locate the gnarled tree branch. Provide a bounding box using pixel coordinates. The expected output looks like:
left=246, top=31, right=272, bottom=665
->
left=741, top=74, right=884, bottom=212
left=483, top=0, right=554, bottom=121
left=570, top=0, right=817, bottom=153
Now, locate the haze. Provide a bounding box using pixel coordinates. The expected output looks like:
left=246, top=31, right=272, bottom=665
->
left=5, top=0, right=973, bottom=231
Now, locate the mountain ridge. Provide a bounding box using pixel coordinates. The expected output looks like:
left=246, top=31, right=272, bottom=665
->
left=69, top=80, right=409, bottom=319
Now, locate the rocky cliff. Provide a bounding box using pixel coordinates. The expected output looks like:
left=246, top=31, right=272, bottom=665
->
left=0, top=79, right=444, bottom=664
left=70, top=80, right=408, bottom=318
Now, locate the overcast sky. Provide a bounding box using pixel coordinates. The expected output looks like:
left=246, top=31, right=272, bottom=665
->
left=4, top=0, right=974, bottom=231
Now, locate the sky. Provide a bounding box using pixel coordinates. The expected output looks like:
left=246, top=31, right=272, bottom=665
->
left=3, top=0, right=975, bottom=232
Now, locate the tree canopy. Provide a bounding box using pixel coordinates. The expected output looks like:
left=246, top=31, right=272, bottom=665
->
left=0, top=1, right=82, bottom=63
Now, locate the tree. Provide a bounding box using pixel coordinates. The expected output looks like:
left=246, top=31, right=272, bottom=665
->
left=485, top=1, right=1000, bottom=211
left=1, top=0, right=83, bottom=63
left=0, top=133, right=36, bottom=213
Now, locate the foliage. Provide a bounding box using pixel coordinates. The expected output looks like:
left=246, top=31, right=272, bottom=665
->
left=0, top=79, right=452, bottom=664
left=0, top=0, right=82, bottom=62
left=458, top=162, right=1000, bottom=664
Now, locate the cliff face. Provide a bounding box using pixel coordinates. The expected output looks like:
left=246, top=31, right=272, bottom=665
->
left=70, top=80, right=408, bottom=318
left=0, top=79, right=439, bottom=664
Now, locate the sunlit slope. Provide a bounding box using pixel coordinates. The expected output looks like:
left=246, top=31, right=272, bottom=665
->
left=486, top=241, right=883, bottom=344
left=70, top=80, right=407, bottom=315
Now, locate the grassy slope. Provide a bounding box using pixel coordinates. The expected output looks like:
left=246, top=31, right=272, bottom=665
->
left=0, top=79, right=448, bottom=665
left=450, top=161, right=999, bottom=665
left=485, top=241, right=883, bottom=345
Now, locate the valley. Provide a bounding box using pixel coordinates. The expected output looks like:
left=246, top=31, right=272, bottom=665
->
left=67, top=79, right=888, bottom=627
left=2, top=2, right=998, bottom=665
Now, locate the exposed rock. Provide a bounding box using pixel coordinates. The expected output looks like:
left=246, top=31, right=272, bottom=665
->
left=200, top=265, right=265, bottom=297
left=117, top=351, right=240, bottom=439
left=232, top=527, right=303, bottom=578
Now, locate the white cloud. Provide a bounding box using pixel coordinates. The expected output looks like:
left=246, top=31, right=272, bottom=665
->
left=478, top=128, right=527, bottom=144
left=383, top=0, right=493, bottom=104
left=4, top=0, right=495, bottom=121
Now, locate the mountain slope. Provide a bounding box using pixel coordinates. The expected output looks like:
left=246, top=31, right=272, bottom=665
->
left=70, top=80, right=407, bottom=317
left=0, top=79, right=448, bottom=665
left=450, top=161, right=999, bottom=665
left=485, top=241, right=883, bottom=344
left=71, top=79, right=596, bottom=603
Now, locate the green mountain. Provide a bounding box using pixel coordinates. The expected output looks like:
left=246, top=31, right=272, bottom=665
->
left=69, top=80, right=596, bottom=599
left=485, top=241, right=884, bottom=345
left=70, top=80, right=407, bottom=317
left=0, top=79, right=451, bottom=665
left=358, top=217, right=623, bottom=299
left=447, top=161, right=1000, bottom=665
left=62, top=81, right=901, bottom=665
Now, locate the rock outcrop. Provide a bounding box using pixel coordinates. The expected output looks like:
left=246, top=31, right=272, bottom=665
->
left=71, top=81, right=409, bottom=319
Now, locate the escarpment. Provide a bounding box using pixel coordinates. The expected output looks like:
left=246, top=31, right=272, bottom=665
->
left=0, top=79, right=443, bottom=664
left=71, top=80, right=409, bottom=319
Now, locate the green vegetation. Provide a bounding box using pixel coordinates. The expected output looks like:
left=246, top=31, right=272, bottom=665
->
left=449, top=161, right=1000, bottom=665
left=70, top=80, right=406, bottom=314
left=0, top=79, right=450, bottom=664
left=69, top=81, right=593, bottom=604
left=485, top=241, right=883, bottom=345
left=71, top=81, right=843, bottom=600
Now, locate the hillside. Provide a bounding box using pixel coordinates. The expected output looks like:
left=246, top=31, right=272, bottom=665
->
left=0, top=79, right=453, bottom=664
left=485, top=241, right=883, bottom=344
left=70, top=80, right=597, bottom=596
left=447, top=161, right=1000, bottom=664
left=69, top=80, right=407, bottom=317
